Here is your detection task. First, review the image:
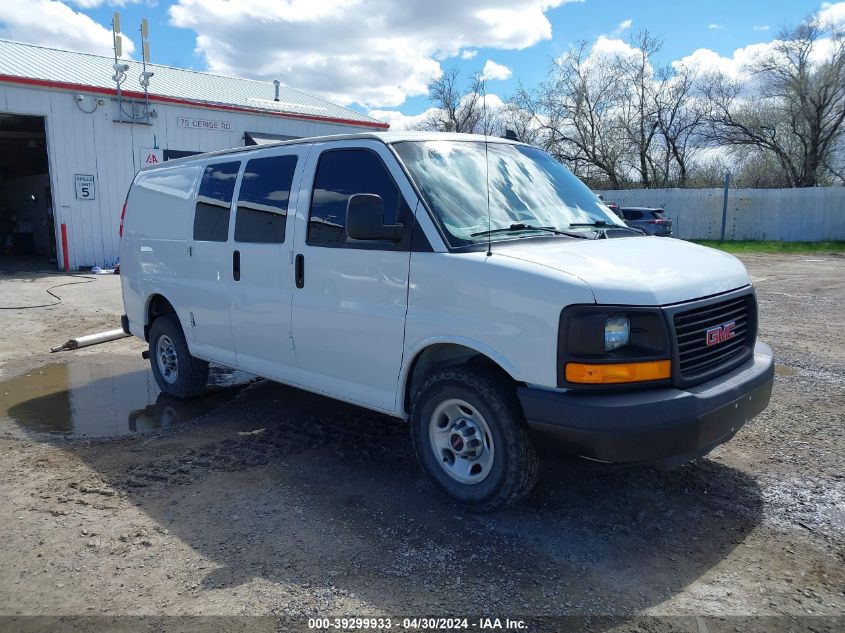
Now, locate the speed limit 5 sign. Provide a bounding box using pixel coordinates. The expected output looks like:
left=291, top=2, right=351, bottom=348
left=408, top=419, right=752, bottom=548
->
left=74, top=174, right=96, bottom=200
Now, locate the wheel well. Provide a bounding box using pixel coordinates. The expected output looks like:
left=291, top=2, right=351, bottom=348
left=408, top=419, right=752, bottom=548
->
left=403, top=343, right=515, bottom=415
left=145, top=294, right=176, bottom=341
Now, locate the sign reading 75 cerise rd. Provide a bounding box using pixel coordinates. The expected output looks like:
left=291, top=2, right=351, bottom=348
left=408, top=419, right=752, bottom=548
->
left=176, top=117, right=233, bottom=132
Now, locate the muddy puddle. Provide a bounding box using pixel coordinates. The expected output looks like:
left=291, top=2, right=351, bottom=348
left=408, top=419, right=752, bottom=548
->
left=0, top=360, right=255, bottom=437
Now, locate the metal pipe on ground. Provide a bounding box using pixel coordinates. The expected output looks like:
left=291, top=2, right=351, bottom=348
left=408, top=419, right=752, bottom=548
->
left=51, top=328, right=130, bottom=353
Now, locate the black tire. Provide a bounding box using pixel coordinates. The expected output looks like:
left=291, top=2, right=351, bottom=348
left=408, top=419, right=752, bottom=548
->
left=148, top=314, right=209, bottom=399
left=409, top=364, right=539, bottom=512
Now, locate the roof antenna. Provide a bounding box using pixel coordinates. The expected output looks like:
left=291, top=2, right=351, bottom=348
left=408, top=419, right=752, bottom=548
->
left=138, top=18, right=154, bottom=123
left=111, top=13, right=126, bottom=109
left=481, top=79, right=492, bottom=257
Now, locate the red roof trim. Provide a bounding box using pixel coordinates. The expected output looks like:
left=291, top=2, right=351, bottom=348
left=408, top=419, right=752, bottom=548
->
left=0, top=74, right=390, bottom=130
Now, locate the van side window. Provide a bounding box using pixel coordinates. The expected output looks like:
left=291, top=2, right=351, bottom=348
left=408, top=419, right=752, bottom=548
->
left=308, top=149, right=400, bottom=245
left=235, top=155, right=298, bottom=243
left=193, top=161, right=240, bottom=242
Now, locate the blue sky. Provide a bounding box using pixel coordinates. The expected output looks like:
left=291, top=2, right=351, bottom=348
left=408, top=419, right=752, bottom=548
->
left=0, top=0, right=837, bottom=124
left=397, top=0, right=826, bottom=115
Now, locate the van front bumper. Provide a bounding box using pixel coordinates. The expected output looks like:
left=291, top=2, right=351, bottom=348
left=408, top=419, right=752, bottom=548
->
left=517, top=341, right=774, bottom=465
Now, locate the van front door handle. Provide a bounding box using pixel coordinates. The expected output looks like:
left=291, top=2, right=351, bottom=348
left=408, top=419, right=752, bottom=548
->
left=233, top=250, right=240, bottom=281
left=295, top=254, right=304, bottom=288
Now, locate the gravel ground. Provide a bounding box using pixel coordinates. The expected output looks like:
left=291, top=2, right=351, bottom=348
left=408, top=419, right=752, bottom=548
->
left=0, top=253, right=842, bottom=632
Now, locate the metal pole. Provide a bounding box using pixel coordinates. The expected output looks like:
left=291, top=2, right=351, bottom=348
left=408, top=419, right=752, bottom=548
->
left=720, top=170, right=730, bottom=241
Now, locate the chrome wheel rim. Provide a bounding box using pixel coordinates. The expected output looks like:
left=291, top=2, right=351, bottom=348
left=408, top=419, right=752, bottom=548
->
left=155, top=335, right=178, bottom=385
left=428, top=398, right=495, bottom=485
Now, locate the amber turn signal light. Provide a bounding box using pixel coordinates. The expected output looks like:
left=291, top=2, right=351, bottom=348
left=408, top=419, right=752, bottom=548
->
left=565, top=360, right=671, bottom=384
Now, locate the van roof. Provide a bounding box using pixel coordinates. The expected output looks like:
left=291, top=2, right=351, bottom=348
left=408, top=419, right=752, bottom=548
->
left=139, top=131, right=525, bottom=170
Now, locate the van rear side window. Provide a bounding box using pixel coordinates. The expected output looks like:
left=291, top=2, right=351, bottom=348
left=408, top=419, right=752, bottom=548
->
left=194, top=161, right=240, bottom=241
left=235, top=155, right=298, bottom=244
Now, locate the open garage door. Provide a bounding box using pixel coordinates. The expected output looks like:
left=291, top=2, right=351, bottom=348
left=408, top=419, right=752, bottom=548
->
left=0, top=114, right=55, bottom=272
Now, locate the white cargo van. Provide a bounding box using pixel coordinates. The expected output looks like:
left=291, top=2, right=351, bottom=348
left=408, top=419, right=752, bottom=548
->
left=120, top=132, right=774, bottom=510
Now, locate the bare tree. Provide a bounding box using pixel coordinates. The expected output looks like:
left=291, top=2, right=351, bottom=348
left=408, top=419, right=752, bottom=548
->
left=497, top=97, right=543, bottom=145
left=683, top=155, right=731, bottom=188
left=703, top=16, right=845, bottom=187
left=514, top=41, right=628, bottom=188
left=513, top=32, right=706, bottom=189
left=415, top=68, right=499, bottom=134
left=652, top=64, right=707, bottom=187
left=732, top=150, right=794, bottom=188
left=618, top=31, right=663, bottom=188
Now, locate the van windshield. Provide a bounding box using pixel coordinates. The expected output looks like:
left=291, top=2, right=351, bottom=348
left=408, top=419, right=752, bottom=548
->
left=392, top=140, right=624, bottom=247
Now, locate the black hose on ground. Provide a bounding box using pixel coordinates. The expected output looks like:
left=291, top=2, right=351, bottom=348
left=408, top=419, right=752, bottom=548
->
left=0, top=273, right=97, bottom=310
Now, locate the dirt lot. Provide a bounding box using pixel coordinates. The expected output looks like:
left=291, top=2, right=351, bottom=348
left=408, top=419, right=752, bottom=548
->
left=0, top=254, right=842, bottom=631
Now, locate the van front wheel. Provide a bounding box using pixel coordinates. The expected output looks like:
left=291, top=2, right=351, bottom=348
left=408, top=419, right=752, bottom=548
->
left=410, top=365, right=539, bottom=512
left=148, top=315, right=209, bottom=398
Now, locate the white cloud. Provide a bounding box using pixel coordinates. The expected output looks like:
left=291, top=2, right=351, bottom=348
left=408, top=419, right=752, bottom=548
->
left=0, top=0, right=135, bottom=57
left=752, top=24, right=770, bottom=31
left=818, top=1, right=845, bottom=26
left=479, top=92, right=504, bottom=110
left=673, top=47, right=737, bottom=77
left=674, top=26, right=838, bottom=82
left=481, top=59, right=512, bottom=81
left=168, top=0, right=579, bottom=107
left=461, top=49, right=479, bottom=60
left=708, top=24, right=726, bottom=31
left=613, top=18, right=632, bottom=35
left=673, top=41, right=776, bottom=79
left=367, top=108, right=435, bottom=130
left=588, top=35, right=641, bottom=63
left=66, top=0, right=145, bottom=8
left=369, top=92, right=505, bottom=130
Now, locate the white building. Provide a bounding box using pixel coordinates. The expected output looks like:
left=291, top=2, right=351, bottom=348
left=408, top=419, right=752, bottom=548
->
left=0, top=39, right=388, bottom=271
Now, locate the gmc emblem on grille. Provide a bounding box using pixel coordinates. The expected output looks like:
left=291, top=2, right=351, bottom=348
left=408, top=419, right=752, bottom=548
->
left=706, top=321, right=737, bottom=346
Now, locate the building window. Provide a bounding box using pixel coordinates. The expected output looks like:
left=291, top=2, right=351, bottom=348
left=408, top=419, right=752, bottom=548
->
left=193, top=161, right=240, bottom=242
left=234, top=155, right=298, bottom=244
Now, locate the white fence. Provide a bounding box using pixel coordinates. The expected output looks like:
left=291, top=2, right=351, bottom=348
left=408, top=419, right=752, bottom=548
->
left=600, top=187, right=845, bottom=241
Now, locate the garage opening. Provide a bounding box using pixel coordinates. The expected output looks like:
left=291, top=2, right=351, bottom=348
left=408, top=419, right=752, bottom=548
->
left=0, top=114, right=55, bottom=271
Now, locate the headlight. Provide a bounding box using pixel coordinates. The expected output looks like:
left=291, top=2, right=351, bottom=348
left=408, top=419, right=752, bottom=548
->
left=558, top=305, right=672, bottom=388
left=604, top=316, right=630, bottom=351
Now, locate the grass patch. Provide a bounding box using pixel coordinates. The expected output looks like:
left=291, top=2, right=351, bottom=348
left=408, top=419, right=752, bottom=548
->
left=692, top=240, right=845, bottom=254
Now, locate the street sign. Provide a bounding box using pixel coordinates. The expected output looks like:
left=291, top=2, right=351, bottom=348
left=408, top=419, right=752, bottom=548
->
left=74, top=174, right=95, bottom=200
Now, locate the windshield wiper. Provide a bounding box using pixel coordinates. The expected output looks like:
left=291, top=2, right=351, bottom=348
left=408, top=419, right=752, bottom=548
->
left=569, top=221, right=645, bottom=235
left=471, top=223, right=590, bottom=239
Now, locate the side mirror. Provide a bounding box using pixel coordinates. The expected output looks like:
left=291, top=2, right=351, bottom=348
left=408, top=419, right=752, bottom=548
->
left=346, top=194, right=404, bottom=242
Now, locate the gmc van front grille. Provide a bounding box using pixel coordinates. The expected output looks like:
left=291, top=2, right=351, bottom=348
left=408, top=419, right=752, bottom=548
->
left=671, top=292, right=756, bottom=384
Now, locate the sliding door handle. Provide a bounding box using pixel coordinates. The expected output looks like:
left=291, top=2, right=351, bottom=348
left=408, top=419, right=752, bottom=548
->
left=233, top=250, right=240, bottom=281
left=295, top=254, right=304, bottom=288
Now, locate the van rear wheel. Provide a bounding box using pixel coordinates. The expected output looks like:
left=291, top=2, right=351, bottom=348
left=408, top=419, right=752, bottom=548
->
left=148, top=315, right=209, bottom=399
left=410, top=365, right=539, bottom=512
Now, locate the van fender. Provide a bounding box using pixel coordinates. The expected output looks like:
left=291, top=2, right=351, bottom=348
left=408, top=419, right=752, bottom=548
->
left=142, top=288, right=194, bottom=350
left=397, top=335, right=522, bottom=416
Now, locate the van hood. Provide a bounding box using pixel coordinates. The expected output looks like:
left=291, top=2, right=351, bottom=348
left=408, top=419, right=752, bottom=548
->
left=495, top=237, right=751, bottom=305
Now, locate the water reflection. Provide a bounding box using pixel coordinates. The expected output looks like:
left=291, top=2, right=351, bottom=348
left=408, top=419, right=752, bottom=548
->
left=0, top=361, right=252, bottom=437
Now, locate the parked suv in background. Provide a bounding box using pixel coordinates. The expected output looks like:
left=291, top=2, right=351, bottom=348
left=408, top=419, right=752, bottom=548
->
left=621, top=207, right=673, bottom=236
